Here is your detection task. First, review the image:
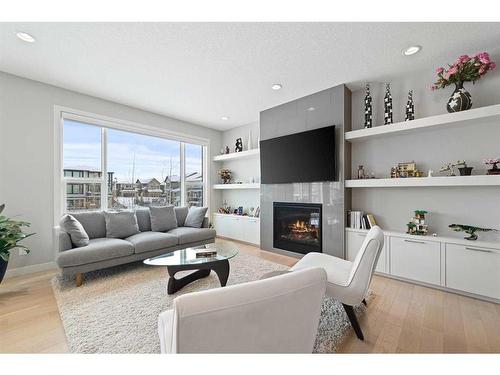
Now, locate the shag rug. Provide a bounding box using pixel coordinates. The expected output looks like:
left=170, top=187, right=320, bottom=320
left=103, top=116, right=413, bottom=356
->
left=52, top=252, right=365, bottom=353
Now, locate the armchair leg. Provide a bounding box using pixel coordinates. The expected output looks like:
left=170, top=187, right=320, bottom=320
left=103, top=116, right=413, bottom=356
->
left=342, top=304, right=364, bottom=340
left=76, top=273, right=84, bottom=287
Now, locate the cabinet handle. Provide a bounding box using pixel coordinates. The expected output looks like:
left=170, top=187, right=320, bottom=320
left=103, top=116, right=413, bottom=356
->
left=404, top=239, right=425, bottom=244
left=357, top=234, right=366, bottom=237
left=465, top=247, right=493, bottom=253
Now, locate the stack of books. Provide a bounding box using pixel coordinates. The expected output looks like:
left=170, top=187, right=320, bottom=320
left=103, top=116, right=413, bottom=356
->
left=348, top=211, right=377, bottom=230
left=195, top=250, right=218, bottom=258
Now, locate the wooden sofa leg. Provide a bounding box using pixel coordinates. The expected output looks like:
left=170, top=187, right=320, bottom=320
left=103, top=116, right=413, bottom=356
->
left=76, top=273, right=84, bottom=287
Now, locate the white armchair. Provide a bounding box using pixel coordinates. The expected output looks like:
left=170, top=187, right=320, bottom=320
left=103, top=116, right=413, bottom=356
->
left=158, top=267, right=327, bottom=353
left=291, top=226, right=384, bottom=340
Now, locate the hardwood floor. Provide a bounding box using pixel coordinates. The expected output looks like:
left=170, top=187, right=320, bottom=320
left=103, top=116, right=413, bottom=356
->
left=1, top=238, right=498, bottom=353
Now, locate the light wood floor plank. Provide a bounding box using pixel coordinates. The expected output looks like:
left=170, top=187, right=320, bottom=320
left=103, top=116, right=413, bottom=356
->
left=1, top=238, right=499, bottom=354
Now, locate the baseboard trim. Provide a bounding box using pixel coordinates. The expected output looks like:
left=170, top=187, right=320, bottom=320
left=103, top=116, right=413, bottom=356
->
left=376, top=272, right=500, bottom=305
left=4, top=262, right=57, bottom=279
left=215, top=235, right=260, bottom=248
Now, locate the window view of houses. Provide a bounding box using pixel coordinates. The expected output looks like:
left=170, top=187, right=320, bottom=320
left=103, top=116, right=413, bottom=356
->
left=63, top=119, right=205, bottom=212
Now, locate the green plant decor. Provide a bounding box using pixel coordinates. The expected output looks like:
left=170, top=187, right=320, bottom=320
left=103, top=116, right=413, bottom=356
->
left=0, top=204, right=34, bottom=262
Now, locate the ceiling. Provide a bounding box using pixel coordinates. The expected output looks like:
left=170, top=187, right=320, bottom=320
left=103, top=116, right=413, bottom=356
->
left=1, top=23, right=500, bottom=131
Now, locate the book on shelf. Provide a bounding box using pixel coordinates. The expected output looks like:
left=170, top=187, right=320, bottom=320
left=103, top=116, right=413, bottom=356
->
left=348, top=211, right=378, bottom=230
left=195, top=250, right=218, bottom=258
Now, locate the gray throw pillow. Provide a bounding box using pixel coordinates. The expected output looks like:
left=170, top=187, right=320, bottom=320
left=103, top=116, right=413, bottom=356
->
left=174, top=206, right=189, bottom=227
left=149, top=206, right=178, bottom=232
left=103, top=211, right=140, bottom=239
left=184, top=206, right=208, bottom=228
left=60, top=214, right=90, bottom=248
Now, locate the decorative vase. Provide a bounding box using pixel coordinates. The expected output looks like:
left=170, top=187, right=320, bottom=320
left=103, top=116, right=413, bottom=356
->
left=487, top=163, right=500, bottom=175
left=446, top=82, right=472, bottom=113
left=247, top=131, right=253, bottom=150
left=0, top=258, right=8, bottom=284
left=364, top=83, right=373, bottom=128
left=458, top=166, right=473, bottom=176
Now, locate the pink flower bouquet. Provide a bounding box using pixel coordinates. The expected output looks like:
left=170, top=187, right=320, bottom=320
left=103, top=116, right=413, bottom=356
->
left=431, top=52, right=496, bottom=91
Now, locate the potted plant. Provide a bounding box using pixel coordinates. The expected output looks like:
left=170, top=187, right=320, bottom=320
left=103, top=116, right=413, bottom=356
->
left=431, top=52, right=496, bottom=112
left=484, top=158, right=500, bottom=175
left=0, top=204, right=34, bottom=283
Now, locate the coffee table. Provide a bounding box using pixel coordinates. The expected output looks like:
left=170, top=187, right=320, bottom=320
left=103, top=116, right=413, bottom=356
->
left=144, top=244, right=238, bottom=294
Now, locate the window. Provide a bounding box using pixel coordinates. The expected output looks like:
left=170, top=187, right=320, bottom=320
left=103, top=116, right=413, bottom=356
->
left=61, top=116, right=207, bottom=213
left=107, top=128, right=181, bottom=209
left=185, top=143, right=204, bottom=207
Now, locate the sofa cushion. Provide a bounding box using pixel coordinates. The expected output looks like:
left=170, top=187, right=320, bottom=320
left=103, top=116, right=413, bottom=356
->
left=174, top=207, right=189, bottom=227
left=59, top=214, right=89, bottom=247
left=135, top=208, right=152, bottom=232
left=184, top=207, right=208, bottom=228
left=149, top=206, right=178, bottom=232
left=167, top=227, right=216, bottom=245
left=125, top=231, right=178, bottom=254
left=103, top=211, right=140, bottom=239
left=57, top=238, right=134, bottom=267
left=71, top=211, right=106, bottom=239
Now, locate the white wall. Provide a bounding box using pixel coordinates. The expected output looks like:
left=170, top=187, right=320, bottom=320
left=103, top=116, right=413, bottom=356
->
left=350, top=51, right=500, bottom=241
left=218, top=122, right=260, bottom=211
left=0, top=72, right=222, bottom=273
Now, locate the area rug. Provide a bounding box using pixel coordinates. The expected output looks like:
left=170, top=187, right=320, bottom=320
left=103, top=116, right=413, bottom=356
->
left=52, top=252, right=364, bottom=353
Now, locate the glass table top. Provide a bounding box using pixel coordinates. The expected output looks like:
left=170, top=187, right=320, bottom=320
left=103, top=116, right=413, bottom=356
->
left=143, top=243, right=238, bottom=267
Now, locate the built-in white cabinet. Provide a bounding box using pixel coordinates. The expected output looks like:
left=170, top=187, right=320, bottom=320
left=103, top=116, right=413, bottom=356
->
left=345, top=228, right=500, bottom=302
left=212, top=213, right=260, bottom=246
left=390, top=236, right=441, bottom=285
left=346, top=230, right=387, bottom=274
left=445, top=243, right=500, bottom=300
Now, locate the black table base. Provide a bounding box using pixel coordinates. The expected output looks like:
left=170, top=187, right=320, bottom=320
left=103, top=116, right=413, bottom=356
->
left=166, top=258, right=230, bottom=294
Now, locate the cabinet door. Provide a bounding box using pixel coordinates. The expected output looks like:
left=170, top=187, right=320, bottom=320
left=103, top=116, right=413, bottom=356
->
left=346, top=231, right=386, bottom=273
left=390, top=236, right=441, bottom=285
left=213, top=215, right=228, bottom=238
left=245, top=218, right=260, bottom=245
left=446, top=243, right=500, bottom=299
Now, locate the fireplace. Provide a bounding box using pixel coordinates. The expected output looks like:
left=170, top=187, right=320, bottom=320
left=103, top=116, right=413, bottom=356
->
left=273, top=202, right=322, bottom=254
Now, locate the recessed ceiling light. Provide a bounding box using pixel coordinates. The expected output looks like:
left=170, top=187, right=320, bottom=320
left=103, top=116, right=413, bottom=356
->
left=307, top=107, right=315, bottom=111
left=403, top=45, right=421, bottom=56
left=221, top=116, right=229, bottom=121
left=16, top=32, right=36, bottom=43
left=271, top=84, right=283, bottom=91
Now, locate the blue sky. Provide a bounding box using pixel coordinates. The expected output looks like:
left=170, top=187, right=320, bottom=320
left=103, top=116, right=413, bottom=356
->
left=63, top=120, right=202, bottom=182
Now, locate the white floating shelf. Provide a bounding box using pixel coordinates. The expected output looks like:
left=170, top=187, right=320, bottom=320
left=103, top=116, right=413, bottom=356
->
left=345, top=104, right=500, bottom=142
left=345, top=175, right=500, bottom=188
left=212, top=183, right=260, bottom=190
left=213, top=149, right=260, bottom=162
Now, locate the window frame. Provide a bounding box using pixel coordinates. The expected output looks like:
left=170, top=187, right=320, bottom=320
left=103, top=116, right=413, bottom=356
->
left=54, top=106, right=210, bottom=226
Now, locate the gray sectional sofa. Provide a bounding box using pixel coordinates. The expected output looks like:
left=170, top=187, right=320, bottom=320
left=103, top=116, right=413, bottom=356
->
left=55, top=207, right=216, bottom=286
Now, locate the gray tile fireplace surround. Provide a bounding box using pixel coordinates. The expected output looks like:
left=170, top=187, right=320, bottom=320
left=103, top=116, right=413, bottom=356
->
left=259, top=84, right=351, bottom=259
left=260, top=182, right=344, bottom=258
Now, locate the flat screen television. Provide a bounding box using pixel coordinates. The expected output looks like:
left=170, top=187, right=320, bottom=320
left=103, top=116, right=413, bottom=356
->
left=260, top=125, right=336, bottom=184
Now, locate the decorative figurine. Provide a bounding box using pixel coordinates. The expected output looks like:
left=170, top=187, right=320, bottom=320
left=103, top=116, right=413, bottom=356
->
left=428, top=169, right=434, bottom=177
left=235, top=138, right=243, bottom=152
left=449, top=224, right=498, bottom=241
left=218, top=169, right=232, bottom=184
left=484, top=158, right=500, bottom=175
left=357, top=165, right=365, bottom=179
left=407, top=210, right=429, bottom=236
left=384, top=83, right=393, bottom=125
left=405, top=90, right=415, bottom=121
left=440, top=160, right=467, bottom=176
left=225, top=146, right=230, bottom=154
left=364, top=83, right=373, bottom=128
left=395, top=161, right=423, bottom=178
